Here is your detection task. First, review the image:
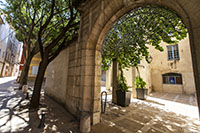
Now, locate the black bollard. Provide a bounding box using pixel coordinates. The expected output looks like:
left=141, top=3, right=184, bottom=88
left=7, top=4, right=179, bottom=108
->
left=101, top=91, right=107, bottom=114
left=25, top=92, right=29, bottom=100
left=38, top=112, right=45, bottom=128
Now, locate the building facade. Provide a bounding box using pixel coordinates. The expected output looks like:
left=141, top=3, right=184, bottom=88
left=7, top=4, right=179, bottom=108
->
left=28, top=53, right=45, bottom=81
left=150, top=36, right=195, bottom=94
left=0, top=15, right=23, bottom=77
left=0, top=15, right=10, bottom=76
left=101, top=35, right=195, bottom=96
left=19, top=51, right=46, bottom=81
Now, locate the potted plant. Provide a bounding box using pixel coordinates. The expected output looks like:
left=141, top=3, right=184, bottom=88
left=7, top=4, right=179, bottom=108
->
left=116, top=72, right=132, bottom=107
left=135, top=76, right=148, bottom=100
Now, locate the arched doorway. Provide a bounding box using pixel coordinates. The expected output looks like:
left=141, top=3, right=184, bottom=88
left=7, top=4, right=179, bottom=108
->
left=79, top=0, right=200, bottom=125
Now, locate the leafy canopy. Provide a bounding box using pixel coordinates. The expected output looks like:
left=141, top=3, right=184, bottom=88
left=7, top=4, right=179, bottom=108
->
left=1, top=0, right=81, bottom=61
left=102, top=5, right=187, bottom=71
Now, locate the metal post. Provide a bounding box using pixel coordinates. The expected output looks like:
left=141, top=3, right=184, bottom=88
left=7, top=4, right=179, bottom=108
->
left=101, top=91, right=107, bottom=113
left=38, top=112, right=45, bottom=128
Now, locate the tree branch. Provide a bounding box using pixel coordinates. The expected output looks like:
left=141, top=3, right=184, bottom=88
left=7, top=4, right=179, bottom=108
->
left=38, top=0, right=55, bottom=60
left=46, top=20, right=79, bottom=51
left=48, top=35, right=78, bottom=63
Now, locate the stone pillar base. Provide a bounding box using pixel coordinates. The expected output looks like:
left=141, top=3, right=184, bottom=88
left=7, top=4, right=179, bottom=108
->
left=80, top=113, right=91, bottom=133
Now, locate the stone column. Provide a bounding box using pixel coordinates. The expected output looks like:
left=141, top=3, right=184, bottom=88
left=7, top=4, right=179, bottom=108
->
left=80, top=113, right=91, bottom=133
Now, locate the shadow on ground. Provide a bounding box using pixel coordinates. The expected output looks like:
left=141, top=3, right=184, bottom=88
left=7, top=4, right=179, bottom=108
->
left=0, top=79, right=79, bottom=133
left=92, top=99, right=200, bottom=133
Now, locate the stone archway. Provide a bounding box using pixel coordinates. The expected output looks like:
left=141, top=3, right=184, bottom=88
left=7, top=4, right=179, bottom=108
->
left=78, top=0, right=200, bottom=125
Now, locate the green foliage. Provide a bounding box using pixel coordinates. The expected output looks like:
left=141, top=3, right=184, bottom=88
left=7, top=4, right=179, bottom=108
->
left=135, top=76, right=146, bottom=89
left=1, top=0, right=80, bottom=58
left=102, top=5, right=187, bottom=71
left=117, top=72, right=131, bottom=92
left=1, top=0, right=82, bottom=108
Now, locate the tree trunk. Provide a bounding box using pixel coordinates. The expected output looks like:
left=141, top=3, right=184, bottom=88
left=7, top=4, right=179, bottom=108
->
left=112, top=59, right=119, bottom=104
left=29, top=59, right=48, bottom=109
left=136, top=66, right=140, bottom=78
left=19, top=55, right=33, bottom=89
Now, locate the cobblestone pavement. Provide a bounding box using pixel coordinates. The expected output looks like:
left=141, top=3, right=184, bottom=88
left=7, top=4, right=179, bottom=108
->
left=92, top=93, right=200, bottom=133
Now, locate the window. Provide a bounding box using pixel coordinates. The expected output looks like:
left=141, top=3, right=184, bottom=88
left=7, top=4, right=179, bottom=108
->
left=167, top=44, right=179, bottom=60
left=32, top=66, right=39, bottom=75
left=162, top=73, right=182, bottom=84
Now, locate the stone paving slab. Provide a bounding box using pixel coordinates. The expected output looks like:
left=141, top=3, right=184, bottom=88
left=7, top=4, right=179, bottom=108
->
left=150, top=92, right=197, bottom=106
left=92, top=92, right=200, bottom=133
left=1, top=77, right=199, bottom=132
left=0, top=77, right=79, bottom=133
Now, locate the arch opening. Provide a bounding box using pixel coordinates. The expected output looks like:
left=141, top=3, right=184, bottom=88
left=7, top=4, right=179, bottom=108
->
left=84, top=0, right=200, bottom=125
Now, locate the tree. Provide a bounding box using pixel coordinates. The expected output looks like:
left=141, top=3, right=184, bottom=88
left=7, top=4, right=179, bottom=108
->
left=1, top=0, right=84, bottom=109
left=102, top=5, right=187, bottom=82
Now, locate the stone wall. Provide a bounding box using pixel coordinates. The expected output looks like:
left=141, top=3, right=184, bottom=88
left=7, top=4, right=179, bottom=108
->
left=45, top=41, right=83, bottom=118
left=45, top=0, right=200, bottom=125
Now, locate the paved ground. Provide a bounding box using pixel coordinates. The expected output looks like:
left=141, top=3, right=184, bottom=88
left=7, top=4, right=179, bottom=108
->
left=92, top=93, right=200, bottom=133
left=0, top=77, right=200, bottom=133
left=0, top=77, right=79, bottom=133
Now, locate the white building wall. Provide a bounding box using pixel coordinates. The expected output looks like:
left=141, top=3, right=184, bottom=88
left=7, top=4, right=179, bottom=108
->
left=0, top=16, right=10, bottom=63
left=0, top=16, right=11, bottom=76
left=0, top=15, right=23, bottom=77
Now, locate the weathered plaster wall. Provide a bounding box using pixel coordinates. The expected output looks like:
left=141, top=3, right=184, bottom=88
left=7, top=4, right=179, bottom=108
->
left=28, top=53, right=42, bottom=80
left=105, top=65, right=113, bottom=90
left=45, top=47, right=69, bottom=104
left=45, top=41, right=84, bottom=118
left=133, top=60, right=152, bottom=97
left=150, top=36, right=196, bottom=94
left=123, top=68, right=133, bottom=87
